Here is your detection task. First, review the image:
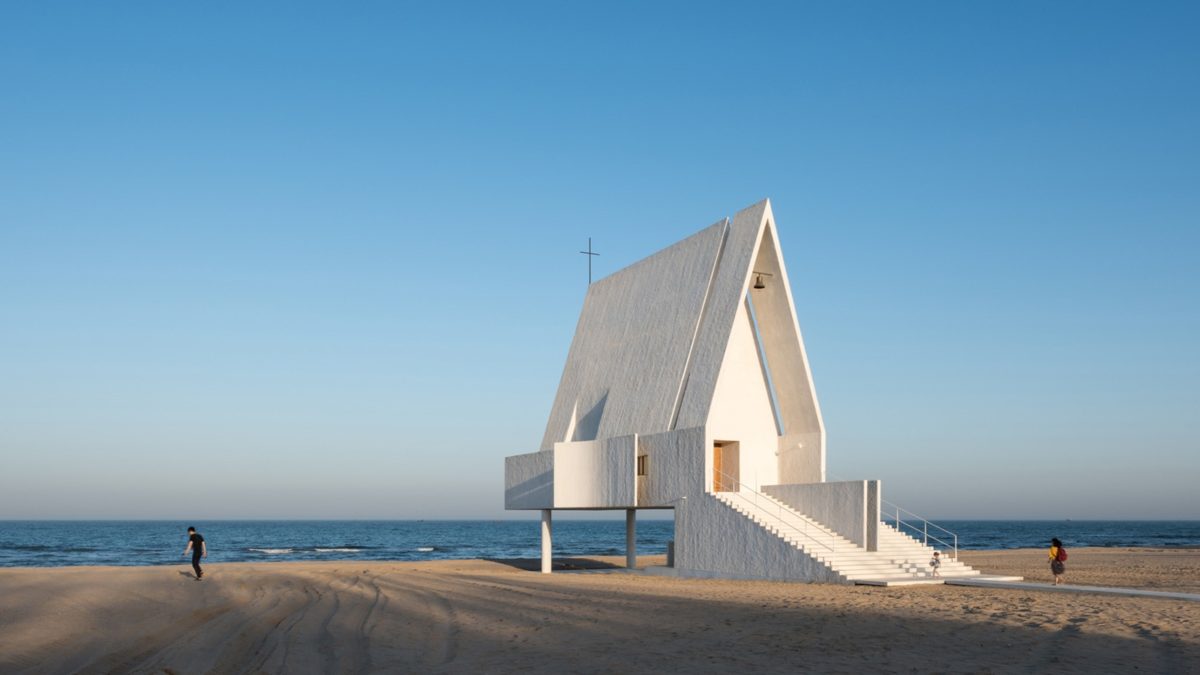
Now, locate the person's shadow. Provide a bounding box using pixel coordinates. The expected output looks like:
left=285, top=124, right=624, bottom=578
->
left=177, top=571, right=200, bottom=579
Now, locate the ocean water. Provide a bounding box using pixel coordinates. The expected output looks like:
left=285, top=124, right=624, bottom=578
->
left=0, top=519, right=675, bottom=568
left=0, top=519, right=1196, bottom=568
left=886, top=519, right=1200, bottom=552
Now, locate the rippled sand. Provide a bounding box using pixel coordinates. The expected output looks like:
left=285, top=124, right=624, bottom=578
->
left=1, top=548, right=1196, bottom=674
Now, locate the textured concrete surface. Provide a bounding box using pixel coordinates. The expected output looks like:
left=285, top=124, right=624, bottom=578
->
left=540, top=220, right=726, bottom=450
left=504, top=451, right=553, bottom=509
left=673, top=200, right=769, bottom=430
left=750, top=224, right=825, bottom=484
left=674, top=492, right=843, bottom=584
left=866, top=481, right=880, bottom=550
left=636, top=427, right=706, bottom=507
left=763, top=481, right=874, bottom=549
left=551, top=437, right=636, bottom=508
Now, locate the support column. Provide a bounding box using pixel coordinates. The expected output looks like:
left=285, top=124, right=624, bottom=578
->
left=625, top=508, right=637, bottom=569
left=540, top=509, right=553, bottom=574
left=866, top=480, right=881, bottom=552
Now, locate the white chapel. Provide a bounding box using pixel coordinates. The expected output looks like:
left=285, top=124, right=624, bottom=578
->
left=505, top=200, right=983, bottom=584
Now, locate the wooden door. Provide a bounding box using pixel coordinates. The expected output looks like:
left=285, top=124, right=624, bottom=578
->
left=713, top=444, right=724, bottom=492
left=713, top=442, right=739, bottom=492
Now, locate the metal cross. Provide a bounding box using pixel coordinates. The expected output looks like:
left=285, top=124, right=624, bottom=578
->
left=579, top=237, right=600, bottom=285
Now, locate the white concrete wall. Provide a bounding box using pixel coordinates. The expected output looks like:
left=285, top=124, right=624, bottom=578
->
left=705, top=298, right=781, bottom=491
left=777, top=432, right=823, bottom=485
left=866, top=480, right=881, bottom=551
left=504, top=451, right=553, bottom=510
left=604, top=435, right=638, bottom=508
left=540, top=220, right=727, bottom=450
left=673, top=492, right=844, bottom=583
left=665, top=200, right=825, bottom=485
left=636, top=426, right=706, bottom=507
left=762, top=481, right=878, bottom=550
left=751, top=218, right=825, bottom=484
left=551, top=435, right=636, bottom=508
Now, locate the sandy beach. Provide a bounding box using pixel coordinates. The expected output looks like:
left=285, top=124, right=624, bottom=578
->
left=1, top=548, right=1196, bottom=674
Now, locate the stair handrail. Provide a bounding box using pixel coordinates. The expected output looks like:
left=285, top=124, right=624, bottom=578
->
left=882, top=499, right=958, bottom=560
left=822, top=471, right=961, bottom=562
left=711, top=467, right=837, bottom=555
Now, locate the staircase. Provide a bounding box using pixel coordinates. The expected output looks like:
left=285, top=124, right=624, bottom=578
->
left=714, top=488, right=983, bottom=585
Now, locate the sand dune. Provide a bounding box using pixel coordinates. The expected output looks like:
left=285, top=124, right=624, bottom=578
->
left=1, top=548, right=1196, bottom=674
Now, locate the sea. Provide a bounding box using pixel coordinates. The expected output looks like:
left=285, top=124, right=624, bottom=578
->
left=0, top=519, right=1197, bottom=568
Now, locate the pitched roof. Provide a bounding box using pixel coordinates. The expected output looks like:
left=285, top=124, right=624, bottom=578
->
left=539, top=199, right=823, bottom=452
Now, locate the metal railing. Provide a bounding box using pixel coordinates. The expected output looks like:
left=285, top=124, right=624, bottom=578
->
left=711, top=468, right=837, bottom=555
left=821, top=471, right=961, bottom=561
left=882, top=500, right=957, bottom=560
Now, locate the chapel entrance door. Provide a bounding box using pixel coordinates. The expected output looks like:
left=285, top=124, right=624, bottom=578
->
left=713, top=441, right=740, bottom=492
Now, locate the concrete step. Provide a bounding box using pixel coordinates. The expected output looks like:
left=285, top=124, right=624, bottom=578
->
left=724, top=496, right=844, bottom=536
left=722, top=498, right=812, bottom=529
left=719, top=491, right=984, bottom=584
left=854, top=578, right=947, bottom=587
left=827, top=559, right=913, bottom=567
left=844, top=569, right=936, bottom=581
left=889, top=558, right=971, bottom=568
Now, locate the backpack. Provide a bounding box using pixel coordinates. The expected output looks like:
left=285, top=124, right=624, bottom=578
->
left=1056, top=547, right=1068, bottom=562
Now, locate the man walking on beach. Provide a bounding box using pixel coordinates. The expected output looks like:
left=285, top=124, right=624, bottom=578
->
left=183, top=526, right=207, bottom=579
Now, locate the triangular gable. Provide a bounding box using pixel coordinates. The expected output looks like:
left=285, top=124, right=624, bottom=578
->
left=674, top=200, right=825, bottom=482
left=539, top=199, right=825, bottom=482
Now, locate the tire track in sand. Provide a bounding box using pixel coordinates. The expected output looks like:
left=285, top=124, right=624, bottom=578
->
left=206, top=575, right=315, bottom=675
left=365, top=572, right=461, bottom=671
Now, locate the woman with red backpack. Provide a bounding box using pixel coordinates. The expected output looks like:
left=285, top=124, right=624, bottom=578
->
left=1049, top=537, right=1068, bottom=585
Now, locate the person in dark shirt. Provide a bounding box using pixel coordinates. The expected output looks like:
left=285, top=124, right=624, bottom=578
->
left=183, top=526, right=207, bottom=579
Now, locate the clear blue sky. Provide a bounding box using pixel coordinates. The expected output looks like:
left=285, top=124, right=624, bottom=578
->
left=1, top=2, right=1196, bottom=520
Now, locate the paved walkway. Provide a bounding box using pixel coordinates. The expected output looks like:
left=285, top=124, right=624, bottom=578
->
left=559, top=567, right=1200, bottom=601
left=946, top=578, right=1200, bottom=602
left=855, top=574, right=1023, bottom=587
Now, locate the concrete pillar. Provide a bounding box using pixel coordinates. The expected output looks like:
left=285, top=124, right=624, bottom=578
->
left=625, top=508, right=637, bottom=569
left=866, top=480, right=881, bottom=552
left=540, top=509, right=553, bottom=574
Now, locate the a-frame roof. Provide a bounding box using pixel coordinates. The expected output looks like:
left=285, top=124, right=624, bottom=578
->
left=539, top=199, right=823, bottom=452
